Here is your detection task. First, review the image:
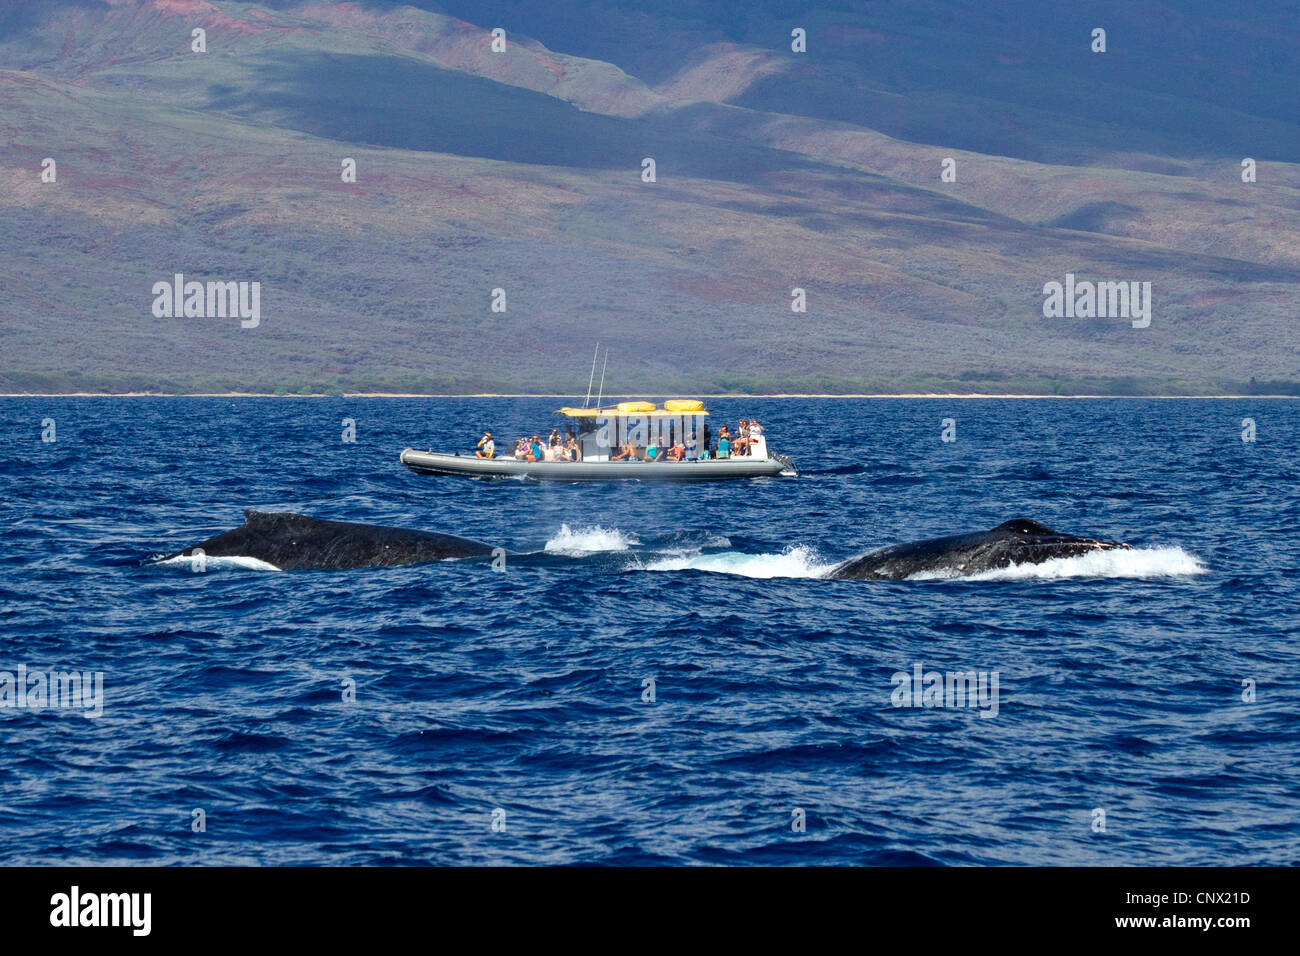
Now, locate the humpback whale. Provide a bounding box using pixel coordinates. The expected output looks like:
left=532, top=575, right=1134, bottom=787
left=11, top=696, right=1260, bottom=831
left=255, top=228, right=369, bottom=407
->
left=158, top=510, right=499, bottom=570
left=827, top=519, right=1129, bottom=580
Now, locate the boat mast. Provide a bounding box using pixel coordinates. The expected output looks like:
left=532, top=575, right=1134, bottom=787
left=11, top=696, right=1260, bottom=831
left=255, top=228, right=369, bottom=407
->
left=583, top=343, right=600, bottom=408
left=595, top=349, right=608, bottom=409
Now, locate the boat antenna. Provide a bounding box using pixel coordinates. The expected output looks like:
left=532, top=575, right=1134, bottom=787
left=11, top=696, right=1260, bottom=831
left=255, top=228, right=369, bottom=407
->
left=595, top=349, right=608, bottom=409
left=583, top=343, right=600, bottom=408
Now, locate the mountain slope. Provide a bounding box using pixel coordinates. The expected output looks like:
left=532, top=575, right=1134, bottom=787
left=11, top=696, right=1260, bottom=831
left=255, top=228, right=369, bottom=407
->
left=0, top=0, right=1296, bottom=394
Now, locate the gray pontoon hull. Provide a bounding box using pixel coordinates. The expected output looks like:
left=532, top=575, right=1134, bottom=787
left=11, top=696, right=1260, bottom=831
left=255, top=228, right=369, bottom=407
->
left=400, top=449, right=796, bottom=481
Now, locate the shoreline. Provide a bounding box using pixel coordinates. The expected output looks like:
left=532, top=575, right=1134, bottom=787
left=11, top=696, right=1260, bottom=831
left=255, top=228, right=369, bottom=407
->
left=1, top=392, right=1296, bottom=400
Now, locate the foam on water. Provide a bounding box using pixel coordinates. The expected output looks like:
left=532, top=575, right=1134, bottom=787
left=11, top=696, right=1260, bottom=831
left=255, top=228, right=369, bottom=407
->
left=544, top=524, right=640, bottom=554
left=155, top=554, right=282, bottom=571
left=907, top=546, right=1206, bottom=581
left=639, top=545, right=834, bottom=579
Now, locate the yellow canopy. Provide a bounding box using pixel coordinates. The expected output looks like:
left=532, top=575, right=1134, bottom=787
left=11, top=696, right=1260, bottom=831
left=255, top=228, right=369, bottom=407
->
left=555, top=400, right=709, bottom=418
left=617, top=401, right=656, bottom=414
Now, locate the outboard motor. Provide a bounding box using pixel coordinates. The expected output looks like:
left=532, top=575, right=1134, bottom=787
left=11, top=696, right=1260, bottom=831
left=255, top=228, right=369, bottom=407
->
left=772, top=453, right=798, bottom=476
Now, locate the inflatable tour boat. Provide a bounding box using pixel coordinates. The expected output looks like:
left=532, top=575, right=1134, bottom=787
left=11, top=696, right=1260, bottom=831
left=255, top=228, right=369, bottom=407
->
left=400, top=400, right=797, bottom=482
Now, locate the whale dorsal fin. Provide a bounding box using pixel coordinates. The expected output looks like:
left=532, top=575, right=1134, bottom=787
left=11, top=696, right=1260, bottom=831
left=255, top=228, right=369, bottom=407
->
left=994, top=518, right=1055, bottom=535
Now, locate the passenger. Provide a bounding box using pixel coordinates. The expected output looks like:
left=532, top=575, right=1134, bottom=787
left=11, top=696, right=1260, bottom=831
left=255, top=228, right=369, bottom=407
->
left=565, top=436, right=581, bottom=461
left=528, top=436, right=543, bottom=461
left=671, top=439, right=685, bottom=461
left=549, top=428, right=560, bottom=447
left=734, top=420, right=749, bottom=456
left=646, top=437, right=660, bottom=460
left=685, top=437, right=698, bottom=461
left=475, top=432, right=495, bottom=459
left=717, top=432, right=732, bottom=458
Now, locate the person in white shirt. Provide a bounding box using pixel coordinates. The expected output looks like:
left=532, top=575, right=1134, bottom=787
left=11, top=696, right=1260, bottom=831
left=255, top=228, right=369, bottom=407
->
left=734, top=420, right=750, bottom=456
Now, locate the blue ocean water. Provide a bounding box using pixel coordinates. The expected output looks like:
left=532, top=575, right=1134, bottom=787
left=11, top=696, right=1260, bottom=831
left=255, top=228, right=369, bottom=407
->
left=1, top=397, right=1296, bottom=865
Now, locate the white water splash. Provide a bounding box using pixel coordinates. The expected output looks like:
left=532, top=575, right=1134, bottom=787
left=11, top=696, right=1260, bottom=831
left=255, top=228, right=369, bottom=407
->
left=155, top=554, right=282, bottom=571
left=908, top=546, right=1205, bottom=581
left=639, top=545, right=835, bottom=579
left=544, top=524, right=640, bottom=554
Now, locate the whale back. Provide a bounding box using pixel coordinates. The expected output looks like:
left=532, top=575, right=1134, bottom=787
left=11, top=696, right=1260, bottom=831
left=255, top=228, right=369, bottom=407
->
left=992, top=518, right=1056, bottom=536
left=828, top=518, right=1126, bottom=580
left=242, top=509, right=319, bottom=532
left=161, top=511, right=499, bottom=570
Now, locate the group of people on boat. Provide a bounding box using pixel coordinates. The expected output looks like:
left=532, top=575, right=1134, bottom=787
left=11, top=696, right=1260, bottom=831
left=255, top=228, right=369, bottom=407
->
left=477, top=429, right=581, bottom=461
left=608, top=418, right=763, bottom=461
left=474, top=419, right=764, bottom=463
left=715, top=419, right=764, bottom=459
